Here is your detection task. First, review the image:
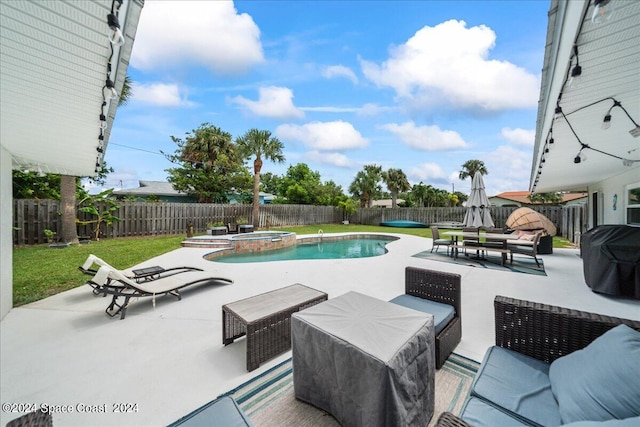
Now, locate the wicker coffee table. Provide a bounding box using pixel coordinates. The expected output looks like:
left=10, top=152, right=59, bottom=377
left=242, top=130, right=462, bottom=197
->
left=222, top=284, right=328, bottom=371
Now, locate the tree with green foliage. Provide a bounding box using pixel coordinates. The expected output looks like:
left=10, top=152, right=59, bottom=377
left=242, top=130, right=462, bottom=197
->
left=164, top=123, right=251, bottom=203
left=318, top=180, right=346, bottom=206
left=338, top=198, right=358, bottom=223
left=12, top=170, right=61, bottom=199
left=276, top=163, right=321, bottom=205
left=459, top=159, right=488, bottom=181
left=528, top=192, right=564, bottom=204
left=382, top=168, right=410, bottom=208
left=260, top=172, right=282, bottom=196
left=349, top=164, right=383, bottom=207
left=235, top=129, right=285, bottom=228
left=77, top=188, right=121, bottom=241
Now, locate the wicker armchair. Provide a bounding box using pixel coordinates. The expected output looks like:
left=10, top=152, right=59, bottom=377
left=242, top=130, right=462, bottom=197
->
left=442, top=295, right=640, bottom=426
left=435, top=411, right=473, bottom=427
left=404, top=267, right=462, bottom=369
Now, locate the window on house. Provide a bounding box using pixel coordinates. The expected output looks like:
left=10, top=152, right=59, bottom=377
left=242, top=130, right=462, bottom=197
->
left=627, top=185, right=640, bottom=225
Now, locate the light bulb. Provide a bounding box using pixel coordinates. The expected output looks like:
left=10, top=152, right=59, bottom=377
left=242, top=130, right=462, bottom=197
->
left=108, top=27, right=125, bottom=46
left=602, top=114, right=611, bottom=129
left=568, top=65, right=582, bottom=88
left=107, top=13, right=125, bottom=46
left=592, top=0, right=614, bottom=24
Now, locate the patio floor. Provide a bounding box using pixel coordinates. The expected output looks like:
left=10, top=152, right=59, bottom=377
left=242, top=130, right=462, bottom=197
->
left=2, top=233, right=639, bottom=426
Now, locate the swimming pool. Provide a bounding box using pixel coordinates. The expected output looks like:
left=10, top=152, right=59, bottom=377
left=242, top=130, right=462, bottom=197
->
left=209, top=235, right=398, bottom=263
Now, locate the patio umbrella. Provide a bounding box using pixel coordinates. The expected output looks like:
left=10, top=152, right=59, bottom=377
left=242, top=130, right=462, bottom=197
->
left=506, top=207, right=557, bottom=236
left=463, top=173, right=494, bottom=229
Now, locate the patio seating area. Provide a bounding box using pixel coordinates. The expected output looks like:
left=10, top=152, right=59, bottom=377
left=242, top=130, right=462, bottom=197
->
left=2, top=233, right=639, bottom=426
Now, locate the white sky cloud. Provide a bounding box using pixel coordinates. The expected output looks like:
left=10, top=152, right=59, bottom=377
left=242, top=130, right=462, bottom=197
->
left=379, top=121, right=469, bottom=151
left=360, top=20, right=539, bottom=112
left=276, top=121, right=369, bottom=151
left=131, top=1, right=264, bottom=74
left=133, top=83, right=195, bottom=107
left=306, top=150, right=355, bottom=168
left=230, top=86, right=304, bottom=119
left=408, top=163, right=448, bottom=182
left=322, top=65, right=358, bottom=84
left=357, top=103, right=397, bottom=116
left=501, top=127, right=536, bottom=146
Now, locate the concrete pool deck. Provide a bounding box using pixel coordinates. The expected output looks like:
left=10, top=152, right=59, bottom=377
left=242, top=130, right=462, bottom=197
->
left=2, top=233, right=639, bottom=426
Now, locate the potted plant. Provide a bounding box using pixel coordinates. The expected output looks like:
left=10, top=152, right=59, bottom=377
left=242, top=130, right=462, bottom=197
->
left=207, top=221, right=227, bottom=235
left=236, top=217, right=253, bottom=233
left=44, top=229, right=69, bottom=248
left=338, top=199, right=357, bottom=225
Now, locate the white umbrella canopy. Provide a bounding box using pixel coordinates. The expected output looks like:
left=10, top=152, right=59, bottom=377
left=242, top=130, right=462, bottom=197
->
left=463, top=173, right=494, bottom=229
left=506, top=207, right=557, bottom=236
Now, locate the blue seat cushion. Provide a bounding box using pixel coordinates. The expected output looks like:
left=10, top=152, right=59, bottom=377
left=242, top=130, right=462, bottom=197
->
left=389, top=294, right=454, bottom=335
left=168, top=396, right=253, bottom=427
left=460, top=396, right=531, bottom=427
left=549, top=324, right=640, bottom=424
left=470, top=346, right=562, bottom=427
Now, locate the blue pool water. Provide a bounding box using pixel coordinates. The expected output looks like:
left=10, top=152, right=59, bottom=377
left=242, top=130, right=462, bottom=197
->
left=212, top=237, right=395, bottom=263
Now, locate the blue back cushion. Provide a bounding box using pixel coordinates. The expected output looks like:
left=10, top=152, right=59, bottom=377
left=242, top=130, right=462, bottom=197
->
left=549, top=324, right=640, bottom=423
left=389, top=294, right=454, bottom=335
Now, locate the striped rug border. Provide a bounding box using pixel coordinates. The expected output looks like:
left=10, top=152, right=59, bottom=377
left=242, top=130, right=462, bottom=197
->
left=220, top=353, right=480, bottom=418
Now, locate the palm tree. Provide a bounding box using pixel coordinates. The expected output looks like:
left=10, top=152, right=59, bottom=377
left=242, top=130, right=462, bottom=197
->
left=459, top=159, right=488, bottom=181
left=181, top=124, right=234, bottom=168
left=349, top=165, right=382, bottom=207
left=382, top=168, right=410, bottom=208
left=236, top=129, right=285, bottom=228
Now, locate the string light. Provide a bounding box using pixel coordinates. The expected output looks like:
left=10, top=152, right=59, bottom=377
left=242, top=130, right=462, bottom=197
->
left=592, top=0, right=614, bottom=24
left=568, top=45, right=582, bottom=88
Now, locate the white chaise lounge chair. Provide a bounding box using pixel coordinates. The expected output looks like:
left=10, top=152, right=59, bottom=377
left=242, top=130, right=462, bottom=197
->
left=87, top=265, right=234, bottom=319
left=79, top=254, right=204, bottom=295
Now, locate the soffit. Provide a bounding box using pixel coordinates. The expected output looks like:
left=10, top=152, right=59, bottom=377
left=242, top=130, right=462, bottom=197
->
left=532, top=0, right=640, bottom=193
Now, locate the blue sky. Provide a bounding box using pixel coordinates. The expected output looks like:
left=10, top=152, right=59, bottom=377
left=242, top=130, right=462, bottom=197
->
left=101, top=0, right=549, bottom=198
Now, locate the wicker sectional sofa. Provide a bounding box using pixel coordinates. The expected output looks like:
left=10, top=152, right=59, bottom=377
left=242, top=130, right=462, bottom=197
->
left=437, top=296, right=640, bottom=427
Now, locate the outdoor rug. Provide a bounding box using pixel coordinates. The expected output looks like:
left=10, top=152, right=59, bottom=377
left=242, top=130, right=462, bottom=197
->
left=220, top=353, right=479, bottom=426
left=412, top=250, right=547, bottom=276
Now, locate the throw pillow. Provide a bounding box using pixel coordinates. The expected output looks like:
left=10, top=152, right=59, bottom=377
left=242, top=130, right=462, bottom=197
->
left=549, top=324, right=640, bottom=423
left=517, top=231, right=535, bottom=240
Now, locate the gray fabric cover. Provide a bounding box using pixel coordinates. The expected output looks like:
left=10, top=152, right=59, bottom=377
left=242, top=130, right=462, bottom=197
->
left=460, top=396, right=531, bottom=427
left=581, top=224, right=640, bottom=299
left=388, top=294, right=455, bottom=335
left=168, top=396, right=253, bottom=427
left=470, top=346, right=562, bottom=427
left=292, top=291, right=435, bottom=427
left=549, top=324, right=640, bottom=423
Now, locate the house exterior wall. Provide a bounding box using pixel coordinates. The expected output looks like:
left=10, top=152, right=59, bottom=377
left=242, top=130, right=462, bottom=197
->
left=587, top=168, right=640, bottom=227
left=1, top=144, right=12, bottom=319
left=489, top=197, right=521, bottom=207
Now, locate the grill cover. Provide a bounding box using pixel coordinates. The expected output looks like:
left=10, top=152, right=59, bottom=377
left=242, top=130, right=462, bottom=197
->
left=581, top=225, right=640, bottom=299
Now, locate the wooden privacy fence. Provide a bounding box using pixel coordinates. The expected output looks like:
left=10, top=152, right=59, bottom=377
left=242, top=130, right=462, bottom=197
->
left=13, top=199, right=586, bottom=245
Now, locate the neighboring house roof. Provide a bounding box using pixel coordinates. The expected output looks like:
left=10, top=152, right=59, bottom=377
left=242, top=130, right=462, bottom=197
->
left=113, top=181, right=185, bottom=197
left=489, top=191, right=587, bottom=205
left=113, top=181, right=276, bottom=202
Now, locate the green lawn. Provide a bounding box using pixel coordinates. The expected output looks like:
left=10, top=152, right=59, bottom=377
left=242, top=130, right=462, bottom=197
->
left=13, top=225, right=575, bottom=306
left=13, top=235, right=184, bottom=306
